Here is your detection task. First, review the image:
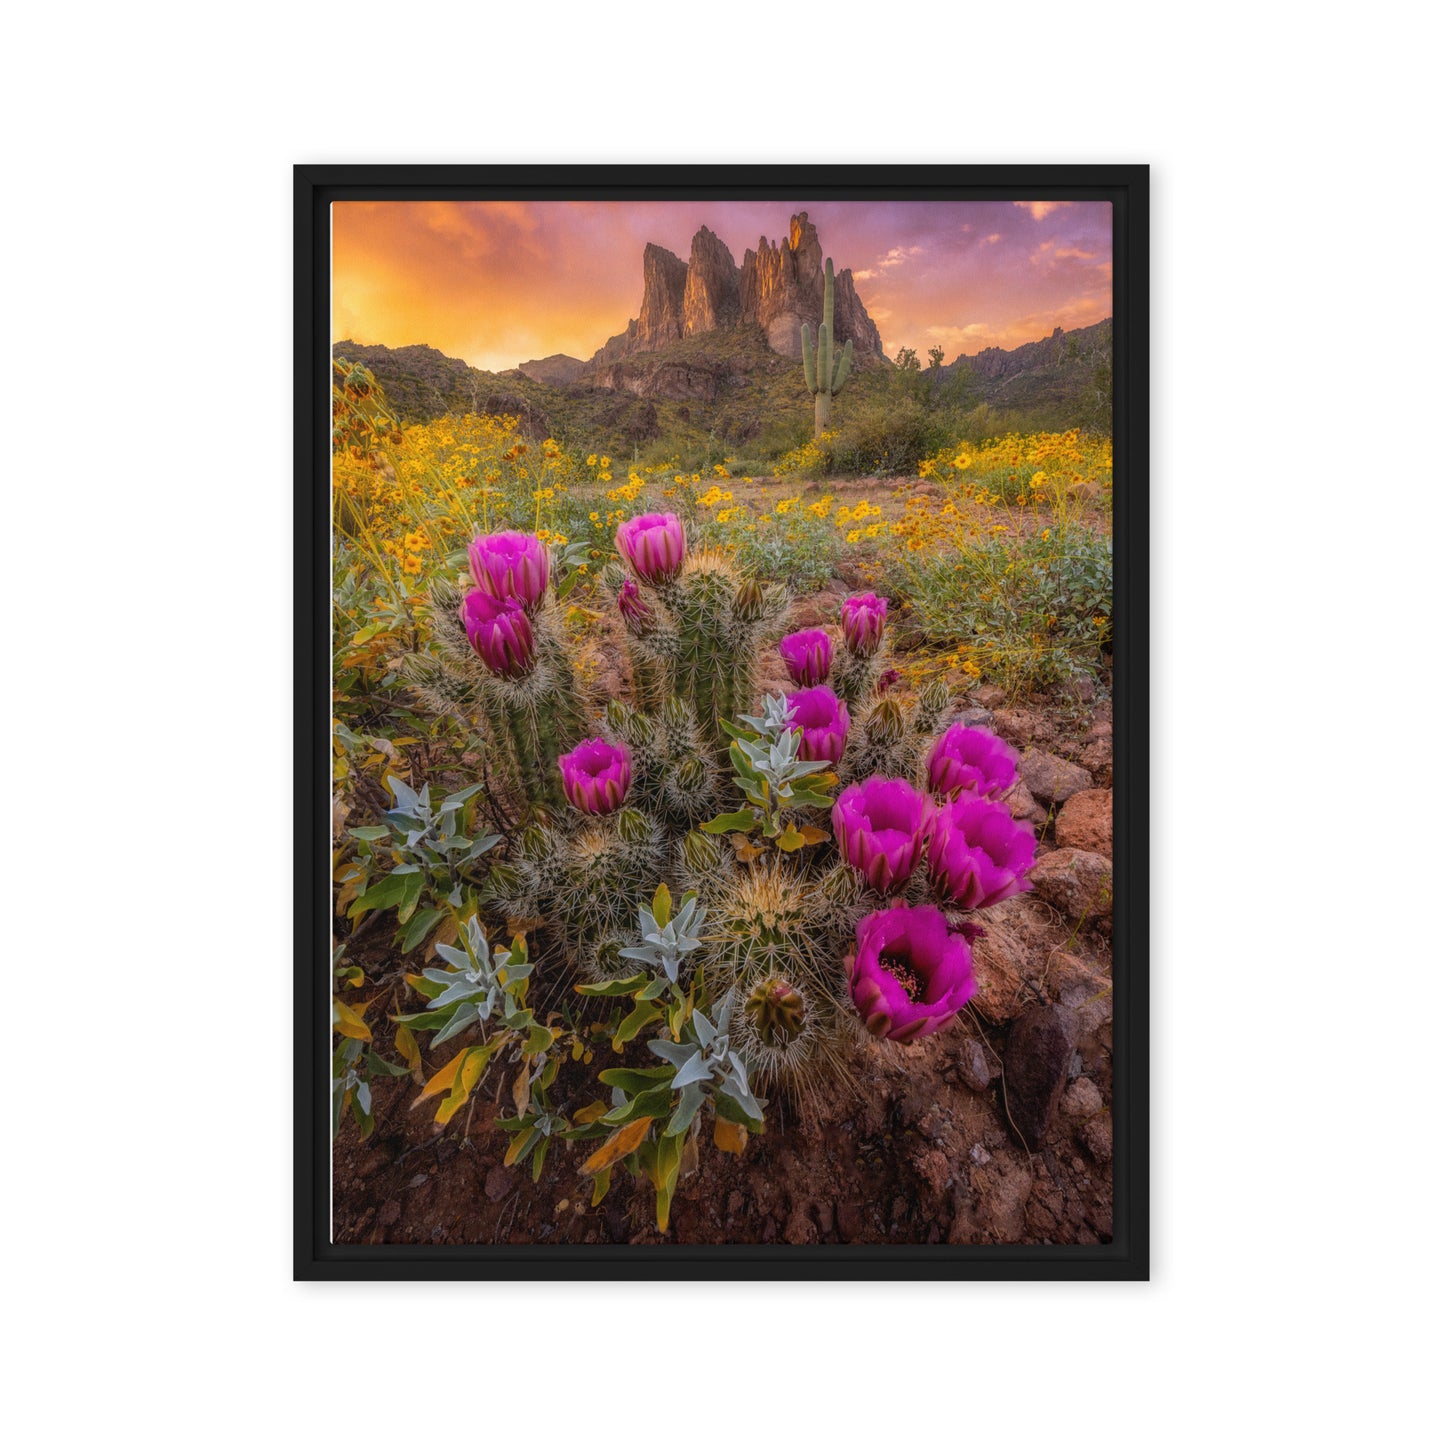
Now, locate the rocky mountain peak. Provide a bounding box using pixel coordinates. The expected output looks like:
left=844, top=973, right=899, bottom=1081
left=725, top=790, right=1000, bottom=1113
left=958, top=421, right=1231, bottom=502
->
left=590, top=212, right=883, bottom=369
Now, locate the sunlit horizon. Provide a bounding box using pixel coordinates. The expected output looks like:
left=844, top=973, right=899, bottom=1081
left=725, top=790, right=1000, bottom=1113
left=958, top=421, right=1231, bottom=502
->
left=332, top=200, right=1112, bottom=374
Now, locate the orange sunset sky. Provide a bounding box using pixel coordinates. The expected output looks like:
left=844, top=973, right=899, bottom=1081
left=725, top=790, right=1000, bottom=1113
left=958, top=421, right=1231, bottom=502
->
left=331, top=200, right=1112, bottom=374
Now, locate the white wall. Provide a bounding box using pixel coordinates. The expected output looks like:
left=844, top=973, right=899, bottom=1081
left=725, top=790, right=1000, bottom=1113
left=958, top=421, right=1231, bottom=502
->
left=3, top=3, right=1438, bottom=1440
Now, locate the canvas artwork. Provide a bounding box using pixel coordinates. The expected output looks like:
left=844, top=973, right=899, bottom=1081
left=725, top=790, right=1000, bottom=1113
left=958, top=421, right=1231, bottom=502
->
left=312, top=174, right=1138, bottom=1272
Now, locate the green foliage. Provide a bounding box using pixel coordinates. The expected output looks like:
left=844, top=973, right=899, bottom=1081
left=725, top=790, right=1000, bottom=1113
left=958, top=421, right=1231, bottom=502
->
left=334, top=773, right=500, bottom=954
left=896, top=524, right=1114, bottom=693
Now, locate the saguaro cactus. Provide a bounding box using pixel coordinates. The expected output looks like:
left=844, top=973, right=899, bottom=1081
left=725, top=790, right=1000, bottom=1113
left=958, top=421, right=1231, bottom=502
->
left=800, top=258, right=854, bottom=439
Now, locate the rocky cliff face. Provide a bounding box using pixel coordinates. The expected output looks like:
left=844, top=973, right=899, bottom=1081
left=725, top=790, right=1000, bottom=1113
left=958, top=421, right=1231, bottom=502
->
left=590, top=212, right=883, bottom=370
left=683, top=226, right=742, bottom=336
left=593, top=242, right=690, bottom=364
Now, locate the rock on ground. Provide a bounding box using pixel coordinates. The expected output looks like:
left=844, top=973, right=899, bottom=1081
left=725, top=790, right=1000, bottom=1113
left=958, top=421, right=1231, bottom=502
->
left=1020, top=748, right=1094, bottom=805
left=1055, top=788, right=1113, bottom=855
left=1004, top=1004, right=1077, bottom=1150
left=1030, top=847, right=1113, bottom=924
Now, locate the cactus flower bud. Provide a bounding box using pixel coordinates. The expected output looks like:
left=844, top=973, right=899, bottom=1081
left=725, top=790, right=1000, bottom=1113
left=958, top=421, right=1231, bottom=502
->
left=926, top=795, right=1037, bottom=910
left=745, top=976, right=808, bottom=1046
left=614, top=805, right=652, bottom=844
left=786, top=685, right=850, bottom=765
left=841, top=592, right=888, bottom=657
left=734, top=577, right=767, bottom=620
left=467, top=530, right=550, bottom=614
left=778, top=627, right=833, bottom=687
left=616, top=512, right=687, bottom=584
left=675, top=756, right=708, bottom=793
left=832, top=775, right=933, bottom=894
left=617, top=578, right=655, bottom=636
left=458, top=590, right=535, bottom=679
left=849, top=904, right=976, bottom=1043
left=926, top=724, right=1018, bottom=801
left=682, top=829, right=724, bottom=874
left=876, top=668, right=902, bottom=695
left=865, top=696, right=905, bottom=745
left=558, top=737, right=632, bottom=815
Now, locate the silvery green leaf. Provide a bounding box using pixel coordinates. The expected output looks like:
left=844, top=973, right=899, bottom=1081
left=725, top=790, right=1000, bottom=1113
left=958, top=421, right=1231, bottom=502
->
left=431, top=1002, right=478, bottom=1047
left=430, top=976, right=482, bottom=1008
left=448, top=884, right=463, bottom=906
left=467, top=833, right=501, bottom=859
left=440, top=782, right=485, bottom=812
left=610, top=1087, right=628, bottom=1108
left=430, top=944, right=470, bottom=972
left=357, top=1081, right=372, bottom=1114
left=385, top=773, right=423, bottom=814
left=392, top=863, right=422, bottom=875
left=664, top=1084, right=706, bottom=1137
left=647, top=1039, right=695, bottom=1067
left=618, top=945, right=662, bottom=965
left=501, top=961, right=531, bottom=983
left=719, top=1071, right=763, bottom=1120
left=693, top=1010, right=717, bottom=1048
left=670, top=1051, right=714, bottom=1091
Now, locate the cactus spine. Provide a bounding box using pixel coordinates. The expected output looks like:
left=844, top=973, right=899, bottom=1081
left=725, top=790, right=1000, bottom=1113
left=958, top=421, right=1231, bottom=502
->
left=801, top=258, right=854, bottom=440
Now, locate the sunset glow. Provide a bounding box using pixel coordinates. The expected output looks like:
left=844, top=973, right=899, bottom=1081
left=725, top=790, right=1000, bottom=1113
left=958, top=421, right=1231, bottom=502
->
left=332, top=200, right=1112, bottom=373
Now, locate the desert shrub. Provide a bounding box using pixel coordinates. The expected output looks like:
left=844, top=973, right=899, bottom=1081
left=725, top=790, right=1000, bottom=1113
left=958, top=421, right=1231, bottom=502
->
left=889, top=514, right=1112, bottom=695
left=830, top=393, right=955, bottom=477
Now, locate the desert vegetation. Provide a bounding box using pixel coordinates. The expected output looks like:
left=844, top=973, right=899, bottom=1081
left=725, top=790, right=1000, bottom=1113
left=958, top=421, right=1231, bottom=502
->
left=331, top=357, right=1116, bottom=1245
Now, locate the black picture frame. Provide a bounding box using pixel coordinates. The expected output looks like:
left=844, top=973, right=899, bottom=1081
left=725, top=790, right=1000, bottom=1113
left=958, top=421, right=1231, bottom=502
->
left=296, top=163, right=1149, bottom=1281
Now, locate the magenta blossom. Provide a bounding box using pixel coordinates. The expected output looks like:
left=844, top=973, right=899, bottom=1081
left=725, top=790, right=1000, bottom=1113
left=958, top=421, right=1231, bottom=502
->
left=787, top=685, right=850, bottom=765
left=832, top=775, right=933, bottom=894
left=849, top=904, right=977, bottom=1043
left=558, top=737, right=632, bottom=815
left=458, top=590, right=535, bottom=679
left=927, top=796, right=1037, bottom=910
left=616, top=512, right=687, bottom=584
left=617, top=578, right=654, bottom=636
left=467, top=531, right=550, bottom=614
left=841, top=592, right=888, bottom=657
left=778, top=628, right=833, bottom=686
left=926, top=724, right=1019, bottom=801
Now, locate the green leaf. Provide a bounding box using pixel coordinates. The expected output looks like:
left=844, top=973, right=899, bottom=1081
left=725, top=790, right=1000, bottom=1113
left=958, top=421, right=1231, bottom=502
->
left=597, top=1065, right=676, bottom=1094
left=600, top=1085, right=674, bottom=1126
left=575, top=973, right=649, bottom=998
left=399, top=907, right=445, bottom=954
left=348, top=825, right=391, bottom=841
left=651, top=882, right=671, bottom=930
left=729, top=741, right=762, bottom=781
left=713, top=1089, right=767, bottom=1133
left=347, top=870, right=413, bottom=919
left=365, top=1051, right=411, bottom=1079
left=700, top=809, right=757, bottom=835
left=664, top=1083, right=705, bottom=1138
left=612, top=999, right=663, bottom=1049
left=717, top=718, right=755, bottom=742
left=439, top=782, right=485, bottom=812
left=775, top=825, right=805, bottom=852
left=394, top=869, right=425, bottom=925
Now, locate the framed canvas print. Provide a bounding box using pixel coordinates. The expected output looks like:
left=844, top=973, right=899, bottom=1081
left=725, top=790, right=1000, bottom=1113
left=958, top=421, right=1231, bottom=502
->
left=296, top=164, right=1148, bottom=1280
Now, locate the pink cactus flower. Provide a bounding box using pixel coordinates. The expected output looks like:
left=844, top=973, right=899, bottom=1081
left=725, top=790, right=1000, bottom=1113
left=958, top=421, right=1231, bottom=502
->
left=849, top=904, right=977, bottom=1042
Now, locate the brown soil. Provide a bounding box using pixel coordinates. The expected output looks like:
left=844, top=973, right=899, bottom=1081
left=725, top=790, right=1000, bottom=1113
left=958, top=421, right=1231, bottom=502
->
left=332, top=687, right=1115, bottom=1248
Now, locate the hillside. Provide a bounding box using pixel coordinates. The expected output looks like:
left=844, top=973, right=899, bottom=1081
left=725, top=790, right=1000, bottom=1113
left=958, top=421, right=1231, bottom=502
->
left=939, top=319, right=1113, bottom=429
left=334, top=315, right=1113, bottom=465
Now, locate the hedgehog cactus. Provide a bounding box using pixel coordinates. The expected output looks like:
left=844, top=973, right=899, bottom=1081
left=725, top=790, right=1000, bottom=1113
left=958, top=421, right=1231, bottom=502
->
left=400, top=512, right=1039, bottom=1170
left=801, top=258, right=854, bottom=439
